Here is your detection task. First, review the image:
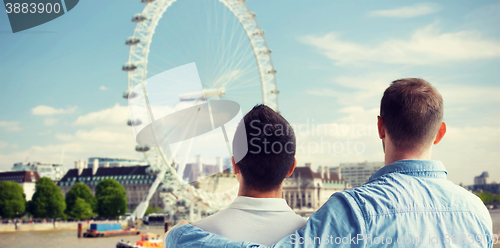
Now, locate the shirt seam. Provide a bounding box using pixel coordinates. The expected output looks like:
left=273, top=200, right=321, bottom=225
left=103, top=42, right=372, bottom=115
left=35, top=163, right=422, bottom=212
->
left=342, top=191, right=368, bottom=235
left=367, top=208, right=476, bottom=216
left=370, top=169, right=446, bottom=182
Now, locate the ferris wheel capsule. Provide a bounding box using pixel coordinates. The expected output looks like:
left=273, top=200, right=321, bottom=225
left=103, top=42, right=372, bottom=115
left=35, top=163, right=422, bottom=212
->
left=266, top=68, right=277, bottom=74
left=135, top=145, right=150, bottom=152
left=259, top=49, right=271, bottom=55
left=127, top=119, right=142, bottom=126
left=177, top=199, right=187, bottom=206
left=123, top=90, right=137, bottom=99
left=159, top=185, right=174, bottom=193
left=122, top=63, right=137, bottom=71
left=243, top=12, right=256, bottom=19
left=252, top=30, right=265, bottom=36
left=125, top=37, right=141, bottom=46
left=141, top=0, right=155, bottom=3
left=146, top=166, right=161, bottom=175
left=132, top=14, right=147, bottom=23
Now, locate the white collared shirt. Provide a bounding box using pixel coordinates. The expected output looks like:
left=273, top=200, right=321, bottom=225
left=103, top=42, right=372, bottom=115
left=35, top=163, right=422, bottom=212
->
left=193, top=196, right=306, bottom=246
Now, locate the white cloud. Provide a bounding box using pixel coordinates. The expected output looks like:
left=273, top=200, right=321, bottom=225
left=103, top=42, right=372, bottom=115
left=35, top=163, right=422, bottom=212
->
left=290, top=105, right=499, bottom=185
left=43, top=118, right=58, bottom=126
left=73, top=103, right=129, bottom=126
left=31, top=105, right=77, bottom=116
left=55, top=127, right=133, bottom=143
left=306, top=72, right=398, bottom=108
left=0, top=121, right=23, bottom=132
left=100, top=86, right=108, bottom=90
left=0, top=141, right=18, bottom=149
left=306, top=74, right=500, bottom=108
left=301, top=23, right=500, bottom=65
left=54, top=133, right=73, bottom=141
left=369, top=4, right=439, bottom=18
left=433, top=126, right=500, bottom=185
left=0, top=126, right=139, bottom=171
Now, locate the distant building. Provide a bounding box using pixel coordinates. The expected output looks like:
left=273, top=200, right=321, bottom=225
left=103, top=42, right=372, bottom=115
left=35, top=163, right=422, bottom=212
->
left=86, top=157, right=148, bottom=168
left=0, top=171, right=40, bottom=201
left=223, top=157, right=233, bottom=173
left=330, top=161, right=384, bottom=187
left=468, top=171, right=500, bottom=194
left=282, top=164, right=349, bottom=215
left=58, top=160, right=162, bottom=211
left=181, top=155, right=226, bottom=182
left=474, top=172, right=489, bottom=185
left=12, top=162, right=67, bottom=182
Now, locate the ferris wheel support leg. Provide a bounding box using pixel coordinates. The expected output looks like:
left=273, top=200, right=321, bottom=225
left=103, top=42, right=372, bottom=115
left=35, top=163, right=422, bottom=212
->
left=189, top=201, right=194, bottom=222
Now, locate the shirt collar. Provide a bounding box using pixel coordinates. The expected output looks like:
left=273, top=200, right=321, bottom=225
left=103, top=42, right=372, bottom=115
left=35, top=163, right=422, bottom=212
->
left=369, top=159, right=447, bottom=182
left=227, top=196, right=294, bottom=212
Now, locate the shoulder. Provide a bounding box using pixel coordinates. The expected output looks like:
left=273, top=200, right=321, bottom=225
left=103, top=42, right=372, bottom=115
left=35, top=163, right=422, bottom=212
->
left=288, top=212, right=307, bottom=226
left=449, top=184, right=492, bottom=224
left=193, top=209, right=231, bottom=232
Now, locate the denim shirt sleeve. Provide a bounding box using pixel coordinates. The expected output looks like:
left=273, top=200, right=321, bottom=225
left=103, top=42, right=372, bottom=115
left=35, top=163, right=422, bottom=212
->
left=275, top=192, right=365, bottom=247
left=165, top=224, right=268, bottom=248
left=165, top=192, right=364, bottom=248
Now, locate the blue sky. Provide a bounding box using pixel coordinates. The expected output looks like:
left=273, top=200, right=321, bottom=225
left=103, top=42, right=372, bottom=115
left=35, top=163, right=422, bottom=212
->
left=0, top=0, right=499, bottom=185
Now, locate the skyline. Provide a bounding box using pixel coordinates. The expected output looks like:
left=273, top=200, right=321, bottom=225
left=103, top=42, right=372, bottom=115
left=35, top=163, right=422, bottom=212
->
left=0, top=0, right=499, bottom=185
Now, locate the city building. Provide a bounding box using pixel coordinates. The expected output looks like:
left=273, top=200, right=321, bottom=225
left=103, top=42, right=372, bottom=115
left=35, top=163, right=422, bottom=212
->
left=85, top=157, right=148, bottom=168
left=468, top=171, right=500, bottom=194
left=58, top=159, right=162, bottom=211
left=474, top=171, right=490, bottom=185
left=59, top=156, right=237, bottom=212
left=11, top=162, right=67, bottom=182
left=330, top=161, right=384, bottom=187
left=181, top=155, right=225, bottom=182
left=0, top=171, right=40, bottom=201
left=282, top=164, right=349, bottom=215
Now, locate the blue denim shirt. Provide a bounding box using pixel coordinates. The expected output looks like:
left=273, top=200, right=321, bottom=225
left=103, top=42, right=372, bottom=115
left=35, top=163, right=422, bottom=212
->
left=165, top=160, right=493, bottom=247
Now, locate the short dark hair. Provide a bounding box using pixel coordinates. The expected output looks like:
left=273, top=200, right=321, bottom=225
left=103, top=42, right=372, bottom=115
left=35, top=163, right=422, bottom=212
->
left=380, top=78, right=443, bottom=152
left=233, top=105, right=295, bottom=192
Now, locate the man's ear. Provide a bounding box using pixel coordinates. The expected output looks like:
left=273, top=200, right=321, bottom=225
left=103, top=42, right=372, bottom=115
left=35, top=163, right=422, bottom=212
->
left=433, top=122, right=446, bottom=145
left=377, top=116, right=385, bottom=139
left=285, top=158, right=297, bottom=177
left=231, top=156, right=239, bottom=174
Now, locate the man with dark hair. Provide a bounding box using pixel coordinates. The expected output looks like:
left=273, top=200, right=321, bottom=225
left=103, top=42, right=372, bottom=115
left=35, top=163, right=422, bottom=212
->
left=165, top=79, right=493, bottom=247
left=192, top=104, right=306, bottom=246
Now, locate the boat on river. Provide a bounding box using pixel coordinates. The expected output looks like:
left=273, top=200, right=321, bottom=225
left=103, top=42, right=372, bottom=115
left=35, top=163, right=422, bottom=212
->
left=116, top=234, right=162, bottom=248
left=83, top=223, right=140, bottom=238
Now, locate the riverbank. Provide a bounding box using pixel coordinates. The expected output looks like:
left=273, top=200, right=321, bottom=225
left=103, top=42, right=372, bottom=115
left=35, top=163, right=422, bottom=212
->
left=0, top=221, right=128, bottom=232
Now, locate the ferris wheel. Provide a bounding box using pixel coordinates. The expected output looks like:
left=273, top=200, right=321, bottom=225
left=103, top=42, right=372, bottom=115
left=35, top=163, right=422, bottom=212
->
left=122, top=0, right=279, bottom=221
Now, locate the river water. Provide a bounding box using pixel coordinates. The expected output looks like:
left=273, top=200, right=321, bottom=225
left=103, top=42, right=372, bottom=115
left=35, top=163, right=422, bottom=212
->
left=0, top=227, right=165, bottom=248
left=1, top=210, right=499, bottom=248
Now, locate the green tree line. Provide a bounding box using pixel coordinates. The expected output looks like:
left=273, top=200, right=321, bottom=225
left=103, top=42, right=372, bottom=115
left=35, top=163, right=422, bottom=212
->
left=476, top=191, right=500, bottom=205
left=0, top=177, right=128, bottom=220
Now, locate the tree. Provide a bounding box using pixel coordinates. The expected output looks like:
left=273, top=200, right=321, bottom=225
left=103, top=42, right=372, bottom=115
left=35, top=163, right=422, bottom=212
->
left=144, top=206, right=163, bottom=215
left=0, top=181, right=25, bottom=219
left=65, top=183, right=96, bottom=219
left=96, top=179, right=127, bottom=219
left=69, top=197, right=94, bottom=220
left=29, top=177, right=66, bottom=219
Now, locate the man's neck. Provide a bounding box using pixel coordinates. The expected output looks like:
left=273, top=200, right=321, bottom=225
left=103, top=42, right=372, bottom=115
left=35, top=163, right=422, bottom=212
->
left=385, top=147, right=432, bottom=165
left=238, top=185, right=282, bottom=198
